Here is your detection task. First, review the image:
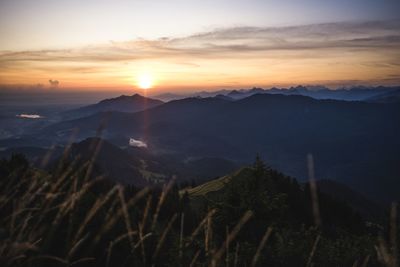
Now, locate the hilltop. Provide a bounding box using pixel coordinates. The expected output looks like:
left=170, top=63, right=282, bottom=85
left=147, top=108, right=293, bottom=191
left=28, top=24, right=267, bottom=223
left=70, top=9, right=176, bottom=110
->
left=62, top=93, right=164, bottom=119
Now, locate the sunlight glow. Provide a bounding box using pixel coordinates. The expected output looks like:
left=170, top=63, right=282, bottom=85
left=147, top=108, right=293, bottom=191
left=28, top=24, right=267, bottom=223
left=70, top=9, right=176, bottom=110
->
left=137, top=73, right=154, bottom=89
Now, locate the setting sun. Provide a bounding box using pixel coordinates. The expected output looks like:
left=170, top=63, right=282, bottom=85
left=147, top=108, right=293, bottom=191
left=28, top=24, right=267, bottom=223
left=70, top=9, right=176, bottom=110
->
left=137, top=73, right=154, bottom=89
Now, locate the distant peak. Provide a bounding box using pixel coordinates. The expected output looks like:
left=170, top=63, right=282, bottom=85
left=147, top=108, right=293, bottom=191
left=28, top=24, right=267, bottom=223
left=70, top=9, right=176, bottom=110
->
left=228, top=90, right=241, bottom=95
left=99, top=93, right=151, bottom=103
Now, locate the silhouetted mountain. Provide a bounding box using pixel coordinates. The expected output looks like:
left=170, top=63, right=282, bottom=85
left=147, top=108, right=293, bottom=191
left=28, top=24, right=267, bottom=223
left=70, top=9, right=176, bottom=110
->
left=56, top=137, right=240, bottom=187
left=62, top=94, right=163, bottom=119
left=291, top=85, right=399, bottom=101
left=152, top=93, right=185, bottom=102
left=227, top=89, right=243, bottom=99
left=124, top=146, right=240, bottom=183
left=65, top=137, right=163, bottom=186
left=226, top=87, right=265, bottom=99
left=39, top=93, right=400, bottom=202
left=191, top=89, right=232, bottom=98
left=214, top=94, right=234, bottom=101
left=153, top=89, right=232, bottom=101
left=366, top=88, right=400, bottom=103
left=154, top=86, right=400, bottom=102
left=186, top=164, right=367, bottom=234
left=231, top=85, right=399, bottom=101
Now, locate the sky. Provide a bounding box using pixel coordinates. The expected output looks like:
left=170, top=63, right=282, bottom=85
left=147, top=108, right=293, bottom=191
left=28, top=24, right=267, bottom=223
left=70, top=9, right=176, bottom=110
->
left=0, top=0, right=400, bottom=93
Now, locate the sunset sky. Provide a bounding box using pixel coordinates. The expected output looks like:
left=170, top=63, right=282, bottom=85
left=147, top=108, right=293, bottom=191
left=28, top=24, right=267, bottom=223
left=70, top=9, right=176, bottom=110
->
left=1, top=0, right=400, bottom=93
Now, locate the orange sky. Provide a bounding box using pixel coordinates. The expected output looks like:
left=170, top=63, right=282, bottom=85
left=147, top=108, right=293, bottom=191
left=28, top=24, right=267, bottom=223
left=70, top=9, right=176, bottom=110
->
left=1, top=17, right=399, bottom=93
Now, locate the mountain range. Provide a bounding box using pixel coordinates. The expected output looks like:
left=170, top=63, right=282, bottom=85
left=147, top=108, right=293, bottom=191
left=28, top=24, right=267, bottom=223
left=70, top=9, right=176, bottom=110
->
left=10, top=92, right=395, bottom=203
left=1, top=87, right=400, bottom=203
left=366, top=88, right=400, bottom=103
left=154, top=85, right=400, bottom=102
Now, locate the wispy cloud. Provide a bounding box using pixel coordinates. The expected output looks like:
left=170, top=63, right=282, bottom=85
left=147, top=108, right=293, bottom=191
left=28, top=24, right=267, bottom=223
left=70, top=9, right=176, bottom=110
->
left=1, top=20, right=399, bottom=62
left=16, top=114, right=43, bottom=119
left=1, top=20, right=399, bottom=88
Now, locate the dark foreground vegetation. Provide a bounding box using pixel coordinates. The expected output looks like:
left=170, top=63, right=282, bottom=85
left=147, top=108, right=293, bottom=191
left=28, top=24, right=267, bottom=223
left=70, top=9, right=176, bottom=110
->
left=0, top=153, right=398, bottom=267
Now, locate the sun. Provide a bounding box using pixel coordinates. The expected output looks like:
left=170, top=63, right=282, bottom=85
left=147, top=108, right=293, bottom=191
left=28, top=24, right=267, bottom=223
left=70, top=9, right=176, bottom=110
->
left=137, top=73, right=153, bottom=89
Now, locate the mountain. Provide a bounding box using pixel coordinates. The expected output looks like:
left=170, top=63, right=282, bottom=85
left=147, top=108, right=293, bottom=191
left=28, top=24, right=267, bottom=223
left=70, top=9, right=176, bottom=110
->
left=227, top=89, right=246, bottom=99
left=124, top=146, right=240, bottom=183
left=232, top=85, right=399, bottom=101
left=154, top=86, right=400, bottom=102
left=153, top=89, right=233, bottom=101
left=53, top=137, right=241, bottom=186
left=0, top=145, right=63, bottom=168
left=294, top=86, right=399, bottom=101
left=190, top=89, right=233, bottom=98
left=151, top=92, right=185, bottom=102
left=185, top=164, right=367, bottom=234
left=214, top=94, right=234, bottom=101
left=366, top=88, right=400, bottom=103
left=61, top=94, right=164, bottom=119
left=38, top=93, right=400, bottom=202
left=65, top=137, right=165, bottom=186
left=225, top=88, right=265, bottom=99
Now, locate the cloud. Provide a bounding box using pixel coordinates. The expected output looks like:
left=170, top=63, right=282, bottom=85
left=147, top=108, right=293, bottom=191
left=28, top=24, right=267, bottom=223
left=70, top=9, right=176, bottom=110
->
left=16, top=114, right=43, bottom=119
left=0, top=20, right=398, bottom=63
left=129, top=138, right=147, bottom=148
left=168, top=20, right=400, bottom=55
left=0, top=20, right=399, bottom=87
left=48, top=79, right=59, bottom=88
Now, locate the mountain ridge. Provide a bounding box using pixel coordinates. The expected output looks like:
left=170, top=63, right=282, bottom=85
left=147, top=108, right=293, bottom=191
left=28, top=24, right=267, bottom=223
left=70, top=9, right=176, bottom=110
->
left=61, top=93, right=164, bottom=119
left=153, top=85, right=400, bottom=102
left=35, top=93, right=400, bottom=202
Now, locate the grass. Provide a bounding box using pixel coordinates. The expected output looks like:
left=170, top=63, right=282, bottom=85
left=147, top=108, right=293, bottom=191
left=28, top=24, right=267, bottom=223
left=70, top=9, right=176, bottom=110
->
left=0, top=147, right=398, bottom=266
left=184, top=175, right=231, bottom=197
left=183, top=168, right=254, bottom=197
